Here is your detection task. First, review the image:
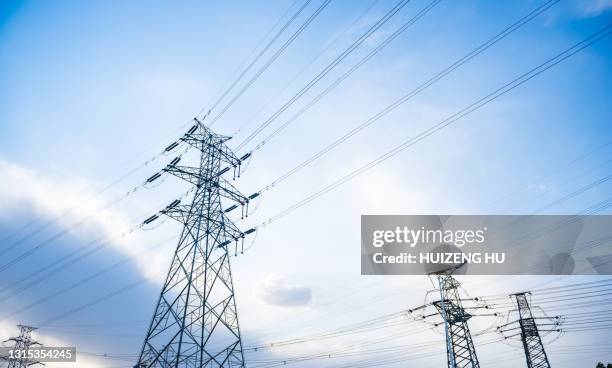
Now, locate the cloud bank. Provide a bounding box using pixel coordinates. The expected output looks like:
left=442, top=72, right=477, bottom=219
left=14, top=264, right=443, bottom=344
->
left=255, top=274, right=313, bottom=307
left=0, top=159, right=168, bottom=283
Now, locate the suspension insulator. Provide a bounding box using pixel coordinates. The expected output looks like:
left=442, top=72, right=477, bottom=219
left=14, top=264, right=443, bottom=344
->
left=165, top=199, right=181, bottom=210
left=187, top=124, right=198, bottom=134
left=225, top=204, right=238, bottom=213
left=146, top=172, right=162, bottom=183
left=143, top=214, right=159, bottom=225
left=248, top=192, right=260, bottom=200
left=164, top=142, right=179, bottom=152
left=217, top=167, right=230, bottom=176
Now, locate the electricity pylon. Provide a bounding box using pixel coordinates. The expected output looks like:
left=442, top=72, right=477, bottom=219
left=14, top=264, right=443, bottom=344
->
left=2, top=325, right=42, bottom=368
left=511, top=292, right=552, bottom=368
left=136, top=120, right=255, bottom=368
left=433, top=273, right=480, bottom=368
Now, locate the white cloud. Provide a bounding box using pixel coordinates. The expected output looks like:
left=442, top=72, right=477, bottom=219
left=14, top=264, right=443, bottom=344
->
left=255, top=274, right=313, bottom=307
left=579, top=0, right=612, bottom=17
left=0, top=159, right=168, bottom=283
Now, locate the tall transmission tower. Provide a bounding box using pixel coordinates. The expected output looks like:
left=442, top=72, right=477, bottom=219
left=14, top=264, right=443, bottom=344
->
left=510, top=292, right=552, bottom=368
left=433, top=273, right=480, bottom=368
left=136, top=120, right=256, bottom=368
left=2, top=325, right=42, bottom=368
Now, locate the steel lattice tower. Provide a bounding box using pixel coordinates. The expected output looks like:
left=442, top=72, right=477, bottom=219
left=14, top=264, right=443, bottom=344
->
left=512, top=292, right=551, bottom=368
left=136, top=120, right=254, bottom=368
left=2, top=325, right=42, bottom=368
left=433, top=274, right=480, bottom=368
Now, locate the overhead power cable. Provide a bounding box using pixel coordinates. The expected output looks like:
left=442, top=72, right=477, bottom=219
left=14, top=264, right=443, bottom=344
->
left=7, top=9, right=610, bottom=354
left=230, top=0, right=380, bottom=138
left=205, top=0, right=312, bottom=123
left=2, top=234, right=176, bottom=321
left=0, top=182, right=254, bottom=309
left=243, top=309, right=412, bottom=351
left=33, top=278, right=609, bottom=366
left=0, top=139, right=187, bottom=259
left=0, top=0, right=306, bottom=261
left=235, top=0, right=417, bottom=150
left=257, top=22, right=612, bottom=227
left=0, top=143, right=191, bottom=275
left=208, top=0, right=333, bottom=128
left=487, top=139, right=612, bottom=209
left=37, top=279, right=146, bottom=327
left=245, top=0, right=444, bottom=153
left=253, top=0, right=560, bottom=193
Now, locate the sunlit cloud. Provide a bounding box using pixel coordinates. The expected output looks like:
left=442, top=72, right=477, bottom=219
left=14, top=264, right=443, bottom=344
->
left=0, top=159, right=168, bottom=283
left=255, top=274, right=313, bottom=307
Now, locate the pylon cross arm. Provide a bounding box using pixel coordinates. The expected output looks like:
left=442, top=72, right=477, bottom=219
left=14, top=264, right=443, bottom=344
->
left=218, top=176, right=249, bottom=204
left=162, top=165, right=206, bottom=185
left=180, top=132, right=241, bottom=168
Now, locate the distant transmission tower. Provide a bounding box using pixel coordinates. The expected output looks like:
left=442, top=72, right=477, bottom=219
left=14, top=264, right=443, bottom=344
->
left=510, top=292, right=552, bottom=368
left=433, top=273, right=480, bottom=368
left=2, top=325, right=42, bottom=368
left=136, top=120, right=256, bottom=368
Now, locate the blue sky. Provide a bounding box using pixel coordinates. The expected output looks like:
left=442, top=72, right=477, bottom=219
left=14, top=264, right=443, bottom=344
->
left=1, top=0, right=612, bottom=367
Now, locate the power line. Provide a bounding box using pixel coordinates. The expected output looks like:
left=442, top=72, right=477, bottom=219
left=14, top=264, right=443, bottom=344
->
left=0, top=185, right=199, bottom=304
left=1, top=235, right=176, bottom=321
left=208, top=0, right=333, bottom=128
left=41, top=278, right=612, bottom=367
left=235, top=0, right=416, bottom=150
left=3, top=11, right=608, bottom=368
left=230, top=0, right=380, bottom=138
left=0, top=2, right=568, bottom=314
left=252, top=0, right=560, bottom=194
left=0, top=140, right=185, bottom=259
left=257, top=23, right=612, bottom=227
left=37, top=279, right=146, bottom=327
left=198, top=0, right=303, bottom=118
left=244, top=0, right=444, bottom=153
left=8, top=180, right=610, bottom=352
left=0, top=165, right=195, bottom=277
left=0, top=0, right=313, bottom=266
left=0, top=137, right=193, bottom=274
left=16, top=2, right=415, bottom=284
left=206, top=0, right=313, bottom=124
left=487, top=140, right=612, bottom=210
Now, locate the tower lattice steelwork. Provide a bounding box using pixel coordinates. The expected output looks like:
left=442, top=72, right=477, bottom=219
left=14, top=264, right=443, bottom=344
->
left=2, top=325, right=42, bottom=368
left=136, top=120, right=255, bottom=368
left=512, top=292, right=552, bottom=368
left=434, top=274, right=480, bottom=368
